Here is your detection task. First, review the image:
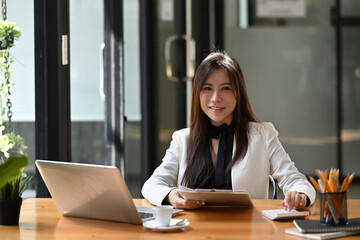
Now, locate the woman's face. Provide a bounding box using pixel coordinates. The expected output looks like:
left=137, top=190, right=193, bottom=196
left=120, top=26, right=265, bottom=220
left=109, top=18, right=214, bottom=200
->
left=200, top=69, right=237, bottom=126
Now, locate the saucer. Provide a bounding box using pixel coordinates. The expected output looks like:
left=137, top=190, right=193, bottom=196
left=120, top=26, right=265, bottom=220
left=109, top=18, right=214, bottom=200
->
left=143, top=219, right=190, bottom=232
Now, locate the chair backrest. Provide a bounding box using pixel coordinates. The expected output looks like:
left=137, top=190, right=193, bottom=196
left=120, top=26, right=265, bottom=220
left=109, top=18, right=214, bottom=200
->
left=269, top=175, right=278, bottom=199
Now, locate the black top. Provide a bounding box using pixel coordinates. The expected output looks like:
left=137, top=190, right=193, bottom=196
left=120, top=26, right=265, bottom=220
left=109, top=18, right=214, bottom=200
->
left=193, top=123, right=235, bottom=189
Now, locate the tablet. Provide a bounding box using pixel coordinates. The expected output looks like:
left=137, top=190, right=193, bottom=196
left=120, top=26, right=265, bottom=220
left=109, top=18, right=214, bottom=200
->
left=178, top=189, right=254, bottom=207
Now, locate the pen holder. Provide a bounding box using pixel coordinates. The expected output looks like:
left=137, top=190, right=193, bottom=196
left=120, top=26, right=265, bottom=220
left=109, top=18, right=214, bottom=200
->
left=319, top=192, right=348, bottom=226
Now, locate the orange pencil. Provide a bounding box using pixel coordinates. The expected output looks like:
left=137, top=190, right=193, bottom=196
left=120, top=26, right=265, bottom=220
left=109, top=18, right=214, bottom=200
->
left=315, top=169, right=325, bottom=192
left=345, top=173, right=355, bottom=190
left=340, top=175, right=349, bottom=192
left=309, top=176, right=321, bottom=192
left=349, top=172, right=355, bottom=182
left=340, top=173, right=355, bottom=192
left=328, top=177, right=337, bottom=192
left=331, top=175, right=340, bottom=192
left=324, top=169, right=329, bottom=182
left=329, top=168, right=334, bottom=181
left=319, top=171, right=331, bottom=192
left=315, top=169, right=323, bottom=180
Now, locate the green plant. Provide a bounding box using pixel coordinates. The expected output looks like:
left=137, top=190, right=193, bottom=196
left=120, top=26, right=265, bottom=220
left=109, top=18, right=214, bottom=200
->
left=0, top=126, right=27, bottom=158
left=0, top=19, right=21, bottom=49
left=0, top=155, right=28, bottom=200
left=0, top=19, right=31, bottom=201
left=0, top=155, right=27, bottom=189
left=0, top=19, right=21, bottom=125
left=0, top=114, right=30, bottom=202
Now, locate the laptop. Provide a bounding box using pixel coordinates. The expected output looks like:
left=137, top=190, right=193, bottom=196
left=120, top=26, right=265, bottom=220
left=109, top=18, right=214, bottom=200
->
left=35, top=160, right=181, bottom=224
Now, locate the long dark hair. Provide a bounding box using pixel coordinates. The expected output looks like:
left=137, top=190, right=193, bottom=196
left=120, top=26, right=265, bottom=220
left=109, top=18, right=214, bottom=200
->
left=182, top=52, right=257, bottom=188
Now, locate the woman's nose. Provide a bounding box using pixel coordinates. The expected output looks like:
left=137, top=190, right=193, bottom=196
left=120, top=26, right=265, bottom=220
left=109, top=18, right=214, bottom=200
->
left=211, top=90, right=221, bottom=102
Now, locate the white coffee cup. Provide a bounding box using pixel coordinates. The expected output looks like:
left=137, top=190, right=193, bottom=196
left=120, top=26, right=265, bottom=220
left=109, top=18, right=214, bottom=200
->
left=152, top=205, right=173, bottom=227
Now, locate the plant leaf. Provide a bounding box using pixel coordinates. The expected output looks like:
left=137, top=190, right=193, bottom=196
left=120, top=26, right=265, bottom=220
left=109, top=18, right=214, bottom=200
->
left=0, top=155, right=28, bottom=189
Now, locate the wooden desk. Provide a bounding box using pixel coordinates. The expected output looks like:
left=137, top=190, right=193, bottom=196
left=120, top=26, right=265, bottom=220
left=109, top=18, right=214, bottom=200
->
left=1, top=198, right=360, bottom=239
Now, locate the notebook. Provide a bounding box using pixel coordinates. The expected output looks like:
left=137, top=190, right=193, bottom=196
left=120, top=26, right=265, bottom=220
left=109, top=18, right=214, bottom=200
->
left=293, top=218, right=360, bottom=233
left=285, top=228, right=360, bottom=240
left=35, top=160, right=182, bottom=224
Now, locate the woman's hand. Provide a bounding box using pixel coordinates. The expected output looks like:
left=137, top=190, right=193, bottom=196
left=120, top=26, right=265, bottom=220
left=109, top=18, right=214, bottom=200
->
left=281, top=191, right=308, bottom=211
left=166, top=189, right=205, bottom=209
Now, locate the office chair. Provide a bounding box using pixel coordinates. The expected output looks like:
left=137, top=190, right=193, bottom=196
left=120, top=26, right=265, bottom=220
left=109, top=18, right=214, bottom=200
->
left=269, top=175, right=278, bottom=199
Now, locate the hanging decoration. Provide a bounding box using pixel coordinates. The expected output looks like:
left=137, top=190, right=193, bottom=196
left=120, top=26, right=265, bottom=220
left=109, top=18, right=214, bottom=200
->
left=0, top=0, right=26, bottom=159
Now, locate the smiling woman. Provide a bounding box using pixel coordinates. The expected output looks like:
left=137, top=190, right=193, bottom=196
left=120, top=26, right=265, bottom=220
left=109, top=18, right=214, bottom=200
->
left=142, top=52, right=315, bottom=211
left=182, top=52, right=257, bottom=191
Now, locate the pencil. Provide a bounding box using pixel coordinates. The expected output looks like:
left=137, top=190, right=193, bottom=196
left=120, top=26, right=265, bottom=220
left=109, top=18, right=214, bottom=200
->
left=328, top=177, right=338, bottom=192
left=344, top=173, right=355, bottom=191
left=332, top=175, right=340, bottom=192
left=309, top=176, right=321, bottom=192
left=340, top=175, right=349, bottom=192
left=317, top=170, right=330, bottom=192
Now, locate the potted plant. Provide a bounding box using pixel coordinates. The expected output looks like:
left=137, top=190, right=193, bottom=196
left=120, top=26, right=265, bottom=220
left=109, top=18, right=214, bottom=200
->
left=0, top=19, right=21, bottom=49
left=0, top=19, right=31, bottom=225
left=0, top=155, right=29, bottom=225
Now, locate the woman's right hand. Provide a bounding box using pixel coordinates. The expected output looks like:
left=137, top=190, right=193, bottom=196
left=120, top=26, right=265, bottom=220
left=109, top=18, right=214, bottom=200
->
left=166, top=189, right=205, bottom=209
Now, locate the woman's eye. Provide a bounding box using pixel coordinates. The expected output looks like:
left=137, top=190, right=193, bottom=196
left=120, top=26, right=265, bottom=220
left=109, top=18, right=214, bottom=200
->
left=222, top=86, right=231, bottom=91
left=203, top=87, right=212, bottom=91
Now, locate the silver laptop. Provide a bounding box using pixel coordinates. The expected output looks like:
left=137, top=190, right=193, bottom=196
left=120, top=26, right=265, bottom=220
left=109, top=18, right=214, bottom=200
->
left=35, top=160, right=181, bottom=224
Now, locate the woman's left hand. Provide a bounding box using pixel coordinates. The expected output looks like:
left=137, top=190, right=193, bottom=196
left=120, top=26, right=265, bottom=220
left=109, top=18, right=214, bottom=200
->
left=281, top=191, right=307, bottom=211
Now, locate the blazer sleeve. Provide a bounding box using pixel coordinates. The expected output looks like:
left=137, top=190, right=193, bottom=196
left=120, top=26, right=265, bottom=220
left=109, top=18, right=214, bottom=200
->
left=264, top=123, right=316, bottom=205
left=141, top=130, right=185, bottom=206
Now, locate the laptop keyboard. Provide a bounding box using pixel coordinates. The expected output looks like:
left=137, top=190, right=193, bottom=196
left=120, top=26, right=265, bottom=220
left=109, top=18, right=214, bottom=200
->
left=139, top=212, right=154, bottom=219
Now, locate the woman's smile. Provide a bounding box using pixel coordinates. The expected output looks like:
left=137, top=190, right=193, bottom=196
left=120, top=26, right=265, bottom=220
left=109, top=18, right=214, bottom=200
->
left=209, top=105, right=225, bottom=113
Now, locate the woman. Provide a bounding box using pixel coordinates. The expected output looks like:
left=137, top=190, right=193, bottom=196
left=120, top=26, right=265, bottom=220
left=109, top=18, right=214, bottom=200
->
left=142, top=52, right=315, bottom=210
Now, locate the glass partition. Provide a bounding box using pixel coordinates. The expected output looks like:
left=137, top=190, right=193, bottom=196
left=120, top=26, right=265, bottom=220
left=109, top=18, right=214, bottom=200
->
left=69, top=0, right=142, bottom=197
left=70, top=0, right=105, bottom=165
left=342, top=27, right=360, bottom=174
left=225, top=0, right=338, bottom=174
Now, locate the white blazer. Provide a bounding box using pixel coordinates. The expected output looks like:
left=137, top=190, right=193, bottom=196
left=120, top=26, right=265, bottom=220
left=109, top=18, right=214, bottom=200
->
left=141, top=122, right=316, bottom=206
